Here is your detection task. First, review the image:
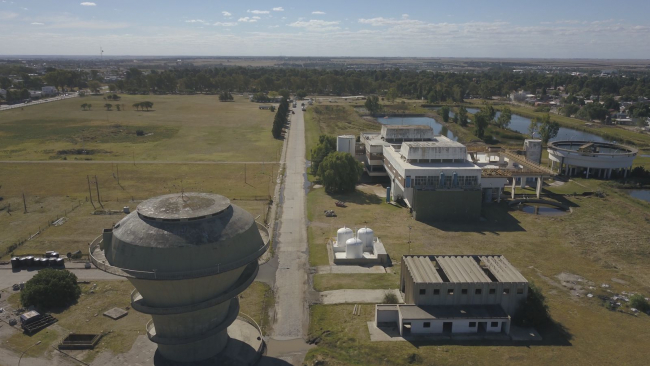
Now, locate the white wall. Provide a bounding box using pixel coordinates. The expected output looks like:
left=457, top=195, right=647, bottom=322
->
left=407, top=319, right=508, bottom=334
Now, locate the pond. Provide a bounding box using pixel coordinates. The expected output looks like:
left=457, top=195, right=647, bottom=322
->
left=629, top=190, right=650, bottom=203
left=430, top=107, right=608, bottom=142
left=381, top=116, right=458, bottom=141
left=517, top=203, right=569, bottom=216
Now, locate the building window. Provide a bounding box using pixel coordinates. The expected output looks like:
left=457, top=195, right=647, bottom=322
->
left=503, top=288, right=510, bottom=295
left=444, top=176, right=452, bottom=188
left=414, top=176, right=427, bottom=188
left=461, top=289, right=468, bottom=295
left=489, top=289, right=496, bottom=295
left=475, top=289, right=482, bottom=295
left=419, top=289, right=426, bottom=295
left=465, top=176, right=478, bottom=187
left=469, top=322, right=476, bottom=327
left=517, top=288, right=524, bottom=295
left=423, top=322, right=431, bottom=328
left=491, top=322, right=499, bottom=328
left=433, top=289, right=440, bottom=295
left=447, top=289, right=454, bottom=295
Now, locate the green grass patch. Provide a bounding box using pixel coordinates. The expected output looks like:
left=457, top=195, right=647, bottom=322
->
left=240, top=281, right=275, bottom=335
left=313, top=273, right=400, bottom=291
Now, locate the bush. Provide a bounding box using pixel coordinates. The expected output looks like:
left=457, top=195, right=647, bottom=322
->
left=383, top=292, right=399, bottom=304
left=513, top=282, right=550, bottom=328
left=20, top=269, right=81, bottom=310
left=630, top=294, right=650, bottom=313
left=136, top=129, right=145, bottom=136
left=318, top=152, right=363, bottom=193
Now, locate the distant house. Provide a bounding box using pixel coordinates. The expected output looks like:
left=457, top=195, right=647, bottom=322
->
left=42, top=86, right=57, bottom=96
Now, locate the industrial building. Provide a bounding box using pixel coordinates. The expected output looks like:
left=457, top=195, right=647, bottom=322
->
left=329, top=226, right=389, bottom=265
left=375, top=255, right=527, bottom=337
left=90, top=193, right=269, bottom=363
left=547, top=140, right=638, bottom=179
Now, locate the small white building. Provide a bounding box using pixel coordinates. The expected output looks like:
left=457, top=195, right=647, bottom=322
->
left=336, top=135, right=355, bottom=155
left=42, top=86, right=57, bottom=96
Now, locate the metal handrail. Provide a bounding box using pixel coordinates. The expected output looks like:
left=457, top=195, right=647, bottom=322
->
left=236, top=312, right=265, bottom=355
left=90, top=222, right=269, bottom=280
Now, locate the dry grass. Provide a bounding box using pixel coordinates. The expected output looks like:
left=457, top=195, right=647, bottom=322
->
left=313, top=274, right=400, bottom=292
left=305, top=180, right=650, bottom=365
left=239, top=281, right=275, bottom=335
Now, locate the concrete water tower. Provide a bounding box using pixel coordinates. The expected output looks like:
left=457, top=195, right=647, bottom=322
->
left=89, top=193, right=269, bottom=363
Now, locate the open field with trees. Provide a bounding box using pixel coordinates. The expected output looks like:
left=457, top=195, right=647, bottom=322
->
left=0, top=94, right=282, bottom=162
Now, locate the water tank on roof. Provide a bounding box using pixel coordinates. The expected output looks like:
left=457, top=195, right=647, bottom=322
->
left=345, top=237, right=364, bottom=259
left=336, top=227, right=354, bottom=246
left=357, top=227, right=374, bottom=249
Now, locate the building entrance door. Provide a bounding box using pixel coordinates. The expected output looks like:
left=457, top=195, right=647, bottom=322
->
left=442, top=322, right=453, bottom=334
left=402, top=322, right=411, bottom=337
left=477, top=322, right=487, bottom=333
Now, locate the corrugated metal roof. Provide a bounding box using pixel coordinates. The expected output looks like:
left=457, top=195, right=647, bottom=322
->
left=436, top=256, right=491, bottom=283
left=480, top=256, right=528, bottom=283
left=404, top=256, right=442, bottom=283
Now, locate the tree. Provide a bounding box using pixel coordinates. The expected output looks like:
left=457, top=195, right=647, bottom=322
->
left=473, top=112, right=489, bottom=139
left=311, top=135, right=337, bottom=174
left=457, top=106, right=468, bottom=127
left=87, top=103, right=92, bottom=110
left=496, top=107, right=512, bottom=129
left=386, top=87, right=398, bottom=102
left=88, top=80, right=101, bottom=94
left=133, top=102, right=141, bottom=111
left=513, top=282, right=550, bottom=327
left=318, top=152, right=363, bottom=193
left=108, top=84, right=117, bottom=92
left=364, top=95, right=381, bottom=115
left=272, top=98, right=289, bottom=138
left=104, top=103, right=112, bottom=111
left=270, top=105, right=276, bottom=112
left=20, top=269, right=81, bottom=310
left=630, top=294, right=650, bottom=313
left=219, top=91, right=234, bottom=102
left=296, top=90, right=307, bottom=99
left=440, top=106, right=450, bottom=122
left=529, top=114, right=560, bottom=144
left=81, top=103, right=88, bottom=111
left=561, top=104, right=580, bottom=117
left=116, top=104, right=121, bottom=111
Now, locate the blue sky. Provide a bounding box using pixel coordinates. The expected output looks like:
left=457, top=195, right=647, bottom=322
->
left=1, top=0, right=650, bottom=58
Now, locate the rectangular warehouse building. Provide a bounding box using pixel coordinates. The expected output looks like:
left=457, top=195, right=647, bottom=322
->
left=376, top=254, right=527, bottom=337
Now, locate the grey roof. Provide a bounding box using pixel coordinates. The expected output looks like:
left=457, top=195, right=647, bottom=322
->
left=383, top=125, right=432, bottom=129
left=399, top=304, right=508, bottom=320
left=137, top=193, right=230, bottom=220
left=403, top=255, right=527, bottom=284
left=436, top=256, right=491, bottom=283
left=403, top=256, right=442, bottom=283
left=479, top=256, right=528, bottom=283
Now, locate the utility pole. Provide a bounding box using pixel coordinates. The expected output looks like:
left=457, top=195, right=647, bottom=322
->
left=116, top=164, right=120, bottom=185
left=408, top=225, right=412, bottom=255
left=87, top=175, right=96, bottom=209
left=22, top=193, right=27, bottom=213
left=95, top=175, right=104, bottom=209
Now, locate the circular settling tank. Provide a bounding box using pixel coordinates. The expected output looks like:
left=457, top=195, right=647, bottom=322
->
left=547, top=141, right=637, bottom=178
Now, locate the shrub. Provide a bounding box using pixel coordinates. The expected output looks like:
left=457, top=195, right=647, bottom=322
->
left=630, top=294, right=650, bottom=313
left=20, top=269, right=81, bottom=310
left=383, top=292, right=399, bottom=304
left=513, top=282, right=550, bottom=327
left=136, top=130, right=145, bottom=136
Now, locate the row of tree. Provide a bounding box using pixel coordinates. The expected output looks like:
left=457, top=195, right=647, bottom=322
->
left=271, top=99, right=289, bottom=139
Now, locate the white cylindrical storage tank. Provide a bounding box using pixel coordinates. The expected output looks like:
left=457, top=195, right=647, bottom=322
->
left=337, top=227, right=354, bottom=246
left=337, top=135, right=355, bottom=155
left=357, top=227, right=374, bottom=249
left=345, top=237, right=364, bottom=259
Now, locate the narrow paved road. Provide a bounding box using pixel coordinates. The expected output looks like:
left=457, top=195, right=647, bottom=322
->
left=271, top=106, right=309, bottom=341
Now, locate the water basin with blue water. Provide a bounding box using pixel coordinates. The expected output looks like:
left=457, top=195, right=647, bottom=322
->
left=629, top=190, right=650, bottom=203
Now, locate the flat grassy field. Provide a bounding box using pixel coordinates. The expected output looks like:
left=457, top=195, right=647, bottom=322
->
left=305, top=180, right=650, bottom=365
left=0, top=95, right=282, bottom=162
left=0, top=162, right=276, bottom=258
left=5, top=279, right=274, bottom=363
left=313, top=273, right=400, bottom=292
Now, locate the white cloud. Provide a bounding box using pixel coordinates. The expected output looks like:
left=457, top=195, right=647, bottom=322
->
left=248, top=10, right=270, bottom=14
left=80, top=2, right=96, bottom=6
left=272, top=7, right=284, bottom=12
left=31, top=22, right=44, bottom=25
left=312, top=11, right=326, bottom=15
left=252, top=16, right=261, bottom=20
left=214, top=22, right=237, bottom=27
left=269, top=25, right=279, bottom=28
left=289, top=19, right=340, bottom=31
left=402, top=14, right=409, bottom=19
left=0, top=11, right=18, bottom=20
left=222, top=11, right=232, bottom=17
left=238, top=17, right=258, bottom=23
left=185, top=19, right=206, bottom=24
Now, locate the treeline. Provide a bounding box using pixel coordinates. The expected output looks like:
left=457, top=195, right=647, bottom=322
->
left=3, top=65, right=650, bottom=104
left=272, top=99, right=289, bottom=139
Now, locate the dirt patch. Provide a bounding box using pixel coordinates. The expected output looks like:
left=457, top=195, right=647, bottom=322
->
left=556, top=272, right=595, bottom=297
left=56, top=149, right=112, bottom=155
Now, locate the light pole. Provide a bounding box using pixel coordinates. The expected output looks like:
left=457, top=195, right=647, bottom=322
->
left=408, top=226, right=412, bottom=255
left=18, top=341, right=41, bottom=366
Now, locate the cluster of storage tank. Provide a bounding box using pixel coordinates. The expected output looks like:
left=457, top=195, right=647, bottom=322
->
left=336, top=226, right=375, bottom=259
left=11, top=252, right=65, bottom=269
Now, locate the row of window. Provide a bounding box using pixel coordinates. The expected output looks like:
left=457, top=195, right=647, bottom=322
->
left=419, top=288, right=524, bottom=295
left=411, top=175, right=479, bottom=188
left=421, top=321, right=502, bottom=328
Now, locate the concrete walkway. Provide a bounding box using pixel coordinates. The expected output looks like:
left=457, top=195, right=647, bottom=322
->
left=315, top=265, right=387, bottom=274
left=319, top=289, right=403, bottom=305
left=270, top=106, right=309, bottom=340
